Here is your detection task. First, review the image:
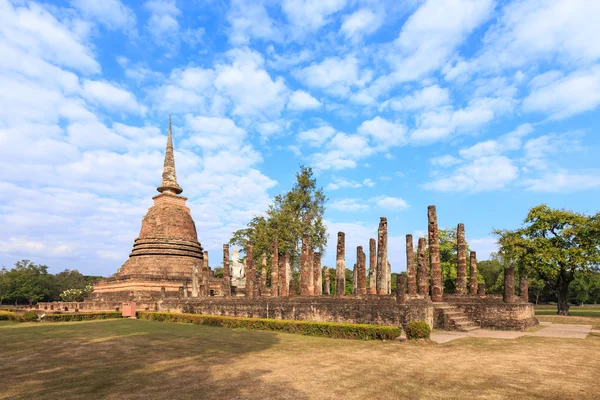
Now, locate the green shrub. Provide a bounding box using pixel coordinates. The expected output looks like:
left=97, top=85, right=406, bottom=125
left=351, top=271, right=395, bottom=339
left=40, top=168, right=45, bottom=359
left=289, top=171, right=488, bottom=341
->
left=138, top=312, right=401, bottom=340
left=43, top=312, right=124, bottom=322
left=21, top=311, right=39, bottom=322
left=405, top=321, right=431, bottom=340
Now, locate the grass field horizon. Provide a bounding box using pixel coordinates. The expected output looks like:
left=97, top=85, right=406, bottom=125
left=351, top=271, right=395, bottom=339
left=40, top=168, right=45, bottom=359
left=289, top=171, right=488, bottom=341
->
left=1, top=318, right=599, bottom=399
left=535, top=305, right=600, bottom=319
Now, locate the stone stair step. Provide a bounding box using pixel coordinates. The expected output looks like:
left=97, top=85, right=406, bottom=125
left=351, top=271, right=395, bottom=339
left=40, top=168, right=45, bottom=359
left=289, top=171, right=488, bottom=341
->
left=460, top=325, right=480, bottom=332
left=453, top=320, right=473, bottom=326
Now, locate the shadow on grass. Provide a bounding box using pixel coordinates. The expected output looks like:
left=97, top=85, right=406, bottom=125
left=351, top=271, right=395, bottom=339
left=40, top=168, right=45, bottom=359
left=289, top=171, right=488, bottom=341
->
left=0, top=319, right=309, bottom=400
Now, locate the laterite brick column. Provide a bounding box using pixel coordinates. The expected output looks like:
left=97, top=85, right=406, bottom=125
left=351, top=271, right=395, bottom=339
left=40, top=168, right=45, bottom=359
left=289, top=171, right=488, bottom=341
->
left=417, top=238, right=429, bottom=297
left=456, top=223, right=467, bottom=295
left=271, top=239, right=278, bottom=297
left=336, top=232, right=346, bottom=296
left=469, top=251, right=478, bottom=295
left=428, top=206, right=443, bottom=302
left=406, top=234, right=417, bottom=296
left=503, top=267, right=516, bottom=303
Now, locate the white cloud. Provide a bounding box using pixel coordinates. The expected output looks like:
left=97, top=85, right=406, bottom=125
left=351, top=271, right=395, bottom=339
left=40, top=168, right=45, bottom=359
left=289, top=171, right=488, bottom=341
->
left=459, top=123, right=533, bottom=159
left=294, top=55, right=371, bottom=96
left=523, top=67, right=600, bottom=120
left=185, top=116, right=247, bottom=151
left=340, top=8, right=383, bottom=42
left=362, top=178, right=375, bottom=187
left=215, top=48, right=288, bottom=118
left=82, top=80, right=146, bottom=115
left=0, top=1, right=100, bottom=73
left=267, top=48, right=313, bottom=70
left=445, top=1, right=600, bottom=81
left=424, top=156, right=519, bottom=192
left=523, top=170, right=600, bottom=192
left=381, top=85, right=450, bottom=111
left=522, top=132, right=582, bottom=171
left=144, top=0, right=180, bottom=47
left=298, top=125, right=336, bottom=147
left=72, top=0, right=136, bottom=32
left=287, top=90, right=321, bottom=110
left=371, top=196, right=408, bottom=210
left=430, top=155, right=462, bottom=168
left=1, top=237, right=74, bottom=257
left=326, top=177, right=363, bottom=190
left=357, top=116, right=407, bottom=150
left=149, top=66, right=215, bottom=113
left=411, top=97, right=514, bottom=143
left=312, top=132, right=375, bottom=170
left=366, top=0, right=494, bottom=98
left=227, top=0, right=280, bottom=45
left=282, top=0, right=347, bottom=34
left=329, top=198, right=368, bottom=212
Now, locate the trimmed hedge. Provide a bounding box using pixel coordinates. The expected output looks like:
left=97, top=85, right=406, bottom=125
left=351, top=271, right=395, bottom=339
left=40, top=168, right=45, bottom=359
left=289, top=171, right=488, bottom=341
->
left=0, top=310, right=17, bottom=321
left=138, top=312, right=402, bottom=340
left=0, top=311, right=38, bottom=322
left=405, top=321, right=431, bottom=340
left=43, top=312, right=124, bottom=322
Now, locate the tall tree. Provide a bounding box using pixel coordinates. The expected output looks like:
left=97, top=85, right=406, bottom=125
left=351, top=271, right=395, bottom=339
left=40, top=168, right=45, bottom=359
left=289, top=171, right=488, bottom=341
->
left=0, top=267, right=10, bottom=305
left=494, top=205, right=600, bottom=315
left=230, top=166, right=328, bottom=271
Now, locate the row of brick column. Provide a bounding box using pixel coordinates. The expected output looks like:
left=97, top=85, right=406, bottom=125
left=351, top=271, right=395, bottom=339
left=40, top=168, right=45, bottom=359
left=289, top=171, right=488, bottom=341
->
left=215, top=205, right=529, bottom=303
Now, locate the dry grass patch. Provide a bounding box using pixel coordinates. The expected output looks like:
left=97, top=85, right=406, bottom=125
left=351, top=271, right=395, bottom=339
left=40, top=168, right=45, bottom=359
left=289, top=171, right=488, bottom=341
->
left=1, top=319, right=598, bottom=400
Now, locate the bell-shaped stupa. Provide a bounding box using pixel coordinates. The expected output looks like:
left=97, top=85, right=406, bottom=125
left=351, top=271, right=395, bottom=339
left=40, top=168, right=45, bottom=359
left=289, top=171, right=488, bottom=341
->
left=92, top=118, right=204, bottom=301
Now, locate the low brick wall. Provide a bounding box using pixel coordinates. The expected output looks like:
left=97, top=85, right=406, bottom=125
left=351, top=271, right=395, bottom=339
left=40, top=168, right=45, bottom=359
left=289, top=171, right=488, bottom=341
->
left=158, top=296, right=434, bottom=329
left=32, top=295, right=537, bottom=331
left=445, top=296, right=538, bottom=330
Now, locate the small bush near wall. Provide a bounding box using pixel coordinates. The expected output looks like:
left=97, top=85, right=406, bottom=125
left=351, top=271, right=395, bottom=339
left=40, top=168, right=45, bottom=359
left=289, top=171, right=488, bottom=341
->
left=138, top=312, right=402, bottom=341
left=405, top=321, right=431, bottom=340
left=0, top=311, right=17, bottom=321
left=43, top=312, right=124, bottom=322
left=21, top=311, right=39, bottom=322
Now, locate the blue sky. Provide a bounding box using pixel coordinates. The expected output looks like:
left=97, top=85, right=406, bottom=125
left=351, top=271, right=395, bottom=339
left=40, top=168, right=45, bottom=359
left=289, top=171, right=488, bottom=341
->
left=1, top=0, right=599, bottom=277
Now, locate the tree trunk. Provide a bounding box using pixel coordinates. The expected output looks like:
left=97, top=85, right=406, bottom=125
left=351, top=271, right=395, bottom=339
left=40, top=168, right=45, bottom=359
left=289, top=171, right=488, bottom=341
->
left=557, top=284, right=570, bottom=316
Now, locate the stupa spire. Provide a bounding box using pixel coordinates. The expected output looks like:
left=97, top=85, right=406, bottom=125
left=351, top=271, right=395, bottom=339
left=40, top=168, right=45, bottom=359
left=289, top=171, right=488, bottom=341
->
left=157, top=115, right=183, bottom=195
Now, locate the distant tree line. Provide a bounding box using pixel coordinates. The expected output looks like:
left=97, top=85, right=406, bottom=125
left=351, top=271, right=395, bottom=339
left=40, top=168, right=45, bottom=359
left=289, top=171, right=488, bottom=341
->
left=0, top=260, right=103, bottom=305
left=477, top=254, right=600, bottom=305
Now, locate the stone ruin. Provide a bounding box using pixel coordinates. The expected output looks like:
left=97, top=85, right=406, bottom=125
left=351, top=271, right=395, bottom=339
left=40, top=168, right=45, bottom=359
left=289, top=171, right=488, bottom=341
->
left=48, top=118, right=538, bottom=331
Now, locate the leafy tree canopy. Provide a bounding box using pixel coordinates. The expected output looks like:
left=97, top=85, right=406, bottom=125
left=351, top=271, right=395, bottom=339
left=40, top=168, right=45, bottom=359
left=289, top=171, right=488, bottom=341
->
left=494, top=204, right=600, bottom=315
left=230, top=166, right=328, bottom=273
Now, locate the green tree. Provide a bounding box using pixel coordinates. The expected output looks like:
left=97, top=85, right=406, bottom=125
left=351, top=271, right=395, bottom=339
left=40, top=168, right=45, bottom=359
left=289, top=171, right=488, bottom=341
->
left=477, top=256, right=504, bottom=294
left=8, top=260, right=53, bottom=305
left=569, top=272, right=590, bottom=306
left=589, top=272, right=600, bottom=304
left=230, top=165, right=328, bottom=277
left=0, top=267, right=10, bottom=305
left=494, top=205, right=600, bottom=315
left=528, top=277, right=546, bottom=305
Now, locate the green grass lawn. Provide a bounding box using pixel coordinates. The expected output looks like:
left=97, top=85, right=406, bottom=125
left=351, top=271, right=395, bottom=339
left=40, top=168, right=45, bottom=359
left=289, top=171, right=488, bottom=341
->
left=1, top=319, right=599, bottom=399
left=535, top=305, right=600, bottom=318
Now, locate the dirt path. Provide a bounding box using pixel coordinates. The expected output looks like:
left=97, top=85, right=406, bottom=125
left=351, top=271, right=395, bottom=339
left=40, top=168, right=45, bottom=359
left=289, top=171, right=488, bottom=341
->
left=431, top=322, right=593, bottom=343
